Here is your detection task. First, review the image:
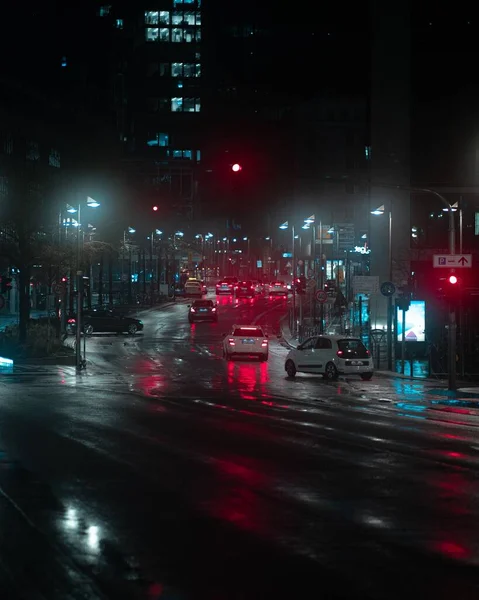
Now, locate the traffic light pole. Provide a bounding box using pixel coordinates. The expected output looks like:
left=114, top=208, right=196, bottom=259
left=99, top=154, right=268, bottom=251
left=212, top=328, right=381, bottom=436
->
left=76, top=270, right=83, bottom=371
left=387, top=209, right=393, bottom=371
left=291, top=224, right=296, bottom=337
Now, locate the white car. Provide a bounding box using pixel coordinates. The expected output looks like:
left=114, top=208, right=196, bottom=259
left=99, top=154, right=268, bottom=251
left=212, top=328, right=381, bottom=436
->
left=284, top=335, right=373, bottom=380
left=222, top=325, right=269, bottom=361
left=184, top=280, right=204, bottom=297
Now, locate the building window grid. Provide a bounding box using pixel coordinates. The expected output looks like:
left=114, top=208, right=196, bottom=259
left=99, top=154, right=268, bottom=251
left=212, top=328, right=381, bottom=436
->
left=145, top=8, right=201, bottom=42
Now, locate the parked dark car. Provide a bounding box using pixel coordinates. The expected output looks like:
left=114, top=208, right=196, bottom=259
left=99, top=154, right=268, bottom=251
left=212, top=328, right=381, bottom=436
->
left=68, top=309, right=144, bottom=335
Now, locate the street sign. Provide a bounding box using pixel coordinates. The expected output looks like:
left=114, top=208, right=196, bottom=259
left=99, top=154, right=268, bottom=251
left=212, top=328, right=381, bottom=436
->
left=307, top=268, right=315, bottom=279
left=353, top=276, right=379, bottom=294
left=315, top=290, right=328, bottom=303
left=298, top=260, right=304, bottom=266
left=433, top=254, right=472, bottom=268
left=380, top=281, right=396, bottom=297
left=53, top=283, right=65, bottom=296
left=306, top=279, right=316, bottom=291
left=0, top=295, right=4, bottom=310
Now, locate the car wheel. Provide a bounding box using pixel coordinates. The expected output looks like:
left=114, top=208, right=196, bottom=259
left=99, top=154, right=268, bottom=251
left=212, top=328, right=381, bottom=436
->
left=83, top=324, right=94, bottom=336
left=260, top=353, right=269, bottom=362
left=324, top=362, right=338, bottom=381
left=360, top=373, right=373, bottom=381
left=127, top=324, right=138, bottom=335
left=286, top=360, right=296, bottom=378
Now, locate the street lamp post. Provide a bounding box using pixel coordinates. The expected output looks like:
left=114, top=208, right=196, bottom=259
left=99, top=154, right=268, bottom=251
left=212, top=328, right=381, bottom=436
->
left=71, top=196, right=100, bottom=372
left=280, top=221, right=296, bottom=336
left=371, top=204, right=393, bottom=371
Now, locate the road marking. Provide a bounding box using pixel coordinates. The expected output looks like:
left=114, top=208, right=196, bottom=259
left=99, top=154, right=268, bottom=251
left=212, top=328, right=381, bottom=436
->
left=252, top=303, right=287, bottom=325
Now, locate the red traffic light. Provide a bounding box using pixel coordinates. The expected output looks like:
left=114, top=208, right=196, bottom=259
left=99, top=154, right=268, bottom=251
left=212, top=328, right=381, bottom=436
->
left=448, top=275, right=458, bottom=284
left=152, top=205, right=158, bottom=211
left=231, top=163, right=242, bottom=172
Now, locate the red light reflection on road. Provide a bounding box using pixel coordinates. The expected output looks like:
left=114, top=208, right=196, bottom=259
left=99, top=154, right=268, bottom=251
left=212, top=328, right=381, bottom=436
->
left=139, top=375, right=166, bottom=396
left=226, top=361, right=269, bottom=399
left=436, top=541, right=469, bottom=558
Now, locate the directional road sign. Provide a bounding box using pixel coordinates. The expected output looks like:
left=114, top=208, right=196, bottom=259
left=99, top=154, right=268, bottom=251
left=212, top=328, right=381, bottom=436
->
left=353, top=275, right=379, bottom=294
left=315, top=290, right=328, bottom=303
left=433, top=254, right=472, bottom=268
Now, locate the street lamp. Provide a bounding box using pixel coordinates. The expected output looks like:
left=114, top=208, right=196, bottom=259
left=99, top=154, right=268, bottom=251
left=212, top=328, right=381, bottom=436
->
left=371, top=203, right=393, bottom=371
left=279, top=220, right=297, bottom=335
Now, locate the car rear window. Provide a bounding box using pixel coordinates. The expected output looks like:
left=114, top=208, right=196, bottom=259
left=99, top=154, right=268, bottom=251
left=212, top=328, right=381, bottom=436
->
left=193, top=300, right=213, bottom=307
left=337, top=339, right=369, bottom=358
left=233, top=328, right=264, bottom=337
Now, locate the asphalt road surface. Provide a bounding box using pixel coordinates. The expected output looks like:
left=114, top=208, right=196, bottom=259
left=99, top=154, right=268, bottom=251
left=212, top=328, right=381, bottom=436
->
left=1, top=292, right=479, bottom=599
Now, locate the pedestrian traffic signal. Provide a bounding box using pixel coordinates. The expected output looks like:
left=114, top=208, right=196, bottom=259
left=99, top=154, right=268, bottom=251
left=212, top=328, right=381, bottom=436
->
left=448, top=274, right=458, bottom=285
left=231, top=163, right=242, bottom=172
left=152, top=205, right=159, bottom=211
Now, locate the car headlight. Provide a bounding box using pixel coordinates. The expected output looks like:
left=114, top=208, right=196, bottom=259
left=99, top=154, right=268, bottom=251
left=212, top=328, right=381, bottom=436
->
left=138, top=321, right=143, bottom=325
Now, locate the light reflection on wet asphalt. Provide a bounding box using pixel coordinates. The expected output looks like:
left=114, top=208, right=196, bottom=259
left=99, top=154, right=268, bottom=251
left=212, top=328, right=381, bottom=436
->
left=1, top=295, right=479, bottom=598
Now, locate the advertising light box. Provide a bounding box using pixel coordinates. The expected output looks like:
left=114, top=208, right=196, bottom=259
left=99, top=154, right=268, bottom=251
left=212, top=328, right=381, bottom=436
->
left=396, top=300, right=425, bottom=342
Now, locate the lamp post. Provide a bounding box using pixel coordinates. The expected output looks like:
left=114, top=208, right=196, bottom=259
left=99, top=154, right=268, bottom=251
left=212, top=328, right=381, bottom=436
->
left=280, top=221, right=296, bottom=335
left=69, top=196, right=100, bottom=372
left=371, top=203, right=393, bottom=371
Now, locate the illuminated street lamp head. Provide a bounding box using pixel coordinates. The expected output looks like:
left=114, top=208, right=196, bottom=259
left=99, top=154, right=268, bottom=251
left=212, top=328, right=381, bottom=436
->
left=128, top=226, right=136, bottom=234
left=67, top=205, right=77, bottom=214
left=279, top=221, right=288, bottom=230
left=304, top=214, right=315, bottom=224
left=302, top=223, right=310, bottom=230
left=175, top=231, right=184, bottom=237
left=232, top=163, right=242, bottom=172
left=243, top=237, right=248, bottom=241
left=152, top=205, right=159, bottom=212
left=87, top=197, right=100, bottom=208
left=443, top=202, right=459, bottom=212
left=155, top=229, right=163, bottom=235
left=371, top=204, right=385, bottom=216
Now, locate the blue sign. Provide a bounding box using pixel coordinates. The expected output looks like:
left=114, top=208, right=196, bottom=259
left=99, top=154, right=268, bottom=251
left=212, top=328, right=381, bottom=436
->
left=282, top=252, right=292, bottom=258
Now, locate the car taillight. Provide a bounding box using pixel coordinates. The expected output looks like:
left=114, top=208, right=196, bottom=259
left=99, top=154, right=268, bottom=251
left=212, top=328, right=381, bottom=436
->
left=229, top=284, right=233, bottom=288
left=190, top=307, right=196, bottom=312
left=366, top=350, right=370, bottom=356
left=68, top=318, right=76, bottom=324
left=261, top=340, right=268, bottom=347
left=336, top=350, right=343, bottom=357
left=212, top=307, right=216, bottom=312
left=228, top=338, right=235, bottom=346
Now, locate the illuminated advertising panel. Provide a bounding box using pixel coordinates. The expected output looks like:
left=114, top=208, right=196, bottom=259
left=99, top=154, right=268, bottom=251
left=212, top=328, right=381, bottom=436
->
left=396, top=300, right=425, bottom=342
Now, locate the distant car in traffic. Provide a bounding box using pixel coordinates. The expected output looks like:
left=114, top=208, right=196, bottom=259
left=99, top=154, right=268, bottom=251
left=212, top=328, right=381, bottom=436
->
left=68, top=309, right=144, bottom=335
left=268, top=281, right=288, bottom=298
left=222, top=325, right=269, bottom=361
left=216, top=277, right=238, bottom=295
left=284, top=334, right=373, bottom=380
left=184, top=280, right=204, bottom=297
left=188, top=299, right=218, bottom=323
left=235, top=280, right=255, bottom=298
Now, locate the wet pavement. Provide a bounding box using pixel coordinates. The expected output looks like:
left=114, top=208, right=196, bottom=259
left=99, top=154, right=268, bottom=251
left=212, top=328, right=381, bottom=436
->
left=1, top=294, right=479, bottom=598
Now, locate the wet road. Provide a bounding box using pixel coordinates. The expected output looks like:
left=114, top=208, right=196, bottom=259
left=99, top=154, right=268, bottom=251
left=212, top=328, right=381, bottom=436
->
left=1, top=294, right=479, bottom=598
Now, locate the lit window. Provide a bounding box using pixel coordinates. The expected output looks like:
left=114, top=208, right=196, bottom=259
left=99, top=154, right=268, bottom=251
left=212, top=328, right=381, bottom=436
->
left=171, top=28, right=183, bottom=42
left=177, top=80, right=183, bottom=88
left=184, top=12, right=196, bottom=25
left=365, top=145, right=371, bottom=159
left=195, top=52, right=201, bottom=60
left=159, top=28, right=169, bottom=41
left=26, top=141, right=39, bottom=161
left=195, top=63, right=201, bottom=76
left=196, top=150, right=201, bottom=162
left=183, top=150, right=192, bottom=159
left=172, top=11, right=183, bottom=25
left=146, top=28, right=159, bottom=41
left=171, top=97, right=183, bottom=111
left=159, top=11, right=170, bottom=25
left=61, top=56, right=67, bottom=67
left=99, top=5, right=111, bottom=17
left=195, top=29, right=201, bottom=42
left=184, top=28, right=195, bottom=43
left=179, top=98, right=201, bottom=112
left=145, top=11, right=158, bottom=25
left=195, top=12, right=202, bottom=25
left=174, top=0, right=196, bottom=4
left=49, top=149, right=61, bottom=168
left=147, top=133, right=169, bottom=147
left=172, top=150, right=182, bottom=158
left=171, top=63, right=183, bottom=77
